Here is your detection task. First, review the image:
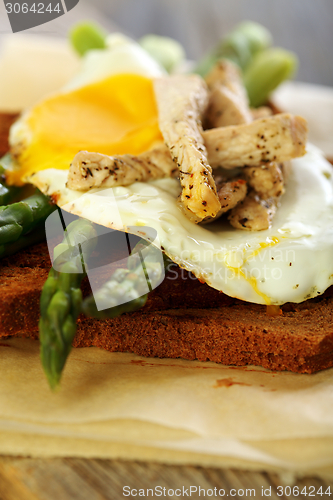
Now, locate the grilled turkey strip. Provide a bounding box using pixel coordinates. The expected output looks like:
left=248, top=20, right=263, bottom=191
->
left=251, top=106, right=273, bottom=121
left=243, top=162, right=285, bottom=199
left=204, top=60, right=252, bottom=128
left=67, top=113, right=306, bottom=196
left=203, top=113, right=308, bottom=169
left=217, top=178, right=247, bottom=213
left=201, top=177, right=248, bottom=224
left=67, top=146, right=178, bottom=190
left=67, top=140, right=292, bottom=192
left=153, top=75, right=221, bottom=221
left=228, top=193, right=277, bottom=231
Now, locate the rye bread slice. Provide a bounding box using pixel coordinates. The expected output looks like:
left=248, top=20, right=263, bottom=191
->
left=0, top=113, right=19, bottom=157
left=0, top=240, right=333, bottom=374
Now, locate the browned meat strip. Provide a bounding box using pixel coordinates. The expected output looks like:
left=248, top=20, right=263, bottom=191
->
left=154, top=75, right=221, bottom=221
left=67, top=145, right=178, bottom=190
left=205, top=59, right=248, bottom=97
left=204, top=87, right=252, bottom=129
left=281, top=160, right=292, bottom=183
left=204, top=60, right=252, bottom=128
left=228, top=193, right=277, bottom=231
left=217, top=178, right=248, bottom=213
left=201, top=177, right=248, bottom=224
left=243, top=162, right=284, bottom=199
left=203, top=113, right=308, bottom=169
left=250, top=106, right=273, bottom=121
left=204, top=60, right=251, bottom=126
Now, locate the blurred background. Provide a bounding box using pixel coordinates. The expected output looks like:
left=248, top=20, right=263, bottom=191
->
left=96, top=0, right=333, bottom=86
left=0, top=0, right=332, bottom=85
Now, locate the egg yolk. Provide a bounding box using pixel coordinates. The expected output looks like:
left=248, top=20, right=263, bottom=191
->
left=223, top=236, right=280, bottom=305
left=7, top=73, right=163, bottom=185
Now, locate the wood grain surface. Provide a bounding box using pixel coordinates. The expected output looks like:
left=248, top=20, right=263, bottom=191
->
left=0, top=457, right=332, bottom=500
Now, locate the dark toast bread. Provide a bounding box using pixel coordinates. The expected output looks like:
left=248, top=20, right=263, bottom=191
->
left=0, top=113, right=19, bottom=157
left=1, top=112, right=333, bottom=374
left=0, top=240, right=333, bottom=374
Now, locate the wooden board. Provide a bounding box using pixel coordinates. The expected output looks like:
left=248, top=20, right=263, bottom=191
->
left=0, top=457, right=332, bottom=500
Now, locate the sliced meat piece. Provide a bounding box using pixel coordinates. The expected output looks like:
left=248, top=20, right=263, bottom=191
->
left=205, top=59, right=247, bottom=94
left=281, top=160, right=292, bottom=183
left=67, top=145, right=178, bottom=190
left=243, top=162, right=284, bottom=199
left=251, top=106, right=273, bottom=120
left=204, top=87, right=253, bottom=129
left=201, top=177, right=248, bottom=224
left=154, top=75, right=221, bottom=221
left=228, top=193, right=277, bottom=231
left=204, top=60, right=252, bottom=128
left=203, top=113, right=308, bottom=169
left=217, top=178, right=247, bottom=212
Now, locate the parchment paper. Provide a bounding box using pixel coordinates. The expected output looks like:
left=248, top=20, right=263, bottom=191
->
left=1, top=339, right=333, bottom=479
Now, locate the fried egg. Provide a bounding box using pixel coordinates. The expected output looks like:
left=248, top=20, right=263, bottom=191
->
left=7, top=34, right=164, bottom=186
left=6, top=36, right=333, bottom=305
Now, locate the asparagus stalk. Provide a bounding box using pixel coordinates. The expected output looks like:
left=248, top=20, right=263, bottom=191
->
left=195, top=21, right=272, bottom=77
left=0, top=191, right=56, bottom=247
left=39, top=218, right=97, bottom=390
left=244, top=47, right=298, bottom=107
left=0, top=183, right=20, bottom=206
left=69, top=21, right=107, bottom=56
left=139, top=34, right=185, bottom=73
left=40, top=222, right=165, bottom=388
left=0, top=156, right=56, bottom=258
left=0, top=223, right=46, bottom=259
left=81, top=240, right=164, bottom=320
left=0, top=154, right=23, bottom=205
left=81, top=279, right=149, bottom=320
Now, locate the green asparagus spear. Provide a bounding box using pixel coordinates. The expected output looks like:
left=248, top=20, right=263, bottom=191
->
left=0, top=191, right=56, bottom=246
left=69, top=21, right=107, bottom=57
left=0, top=223, right=46, bottom=259
left=81, top=281, right=148, bottom=320
left=40, top=227, right=165, bottom=388
left=81, top=239, right=164, bottom=319
left=0, top=154, right=23, bottom=205
left=0, top=158, right=56, bottom=257
left=195, top=21, right=272, bottom=77
left=244, top=47, right=298, bottom=107
left=39, top=218, right=97, bottom=390
left=0, top=184, right=19, bottom=206
left=0, top=154, right=12, bottom=174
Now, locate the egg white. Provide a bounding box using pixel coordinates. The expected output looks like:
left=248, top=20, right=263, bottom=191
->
left=64, top=33, right=165, bottom=92
left=28, top=143, right=333, bottom=305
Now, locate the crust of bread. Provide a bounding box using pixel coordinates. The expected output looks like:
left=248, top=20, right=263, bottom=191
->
left=0, top=113, right=18, bottom=157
